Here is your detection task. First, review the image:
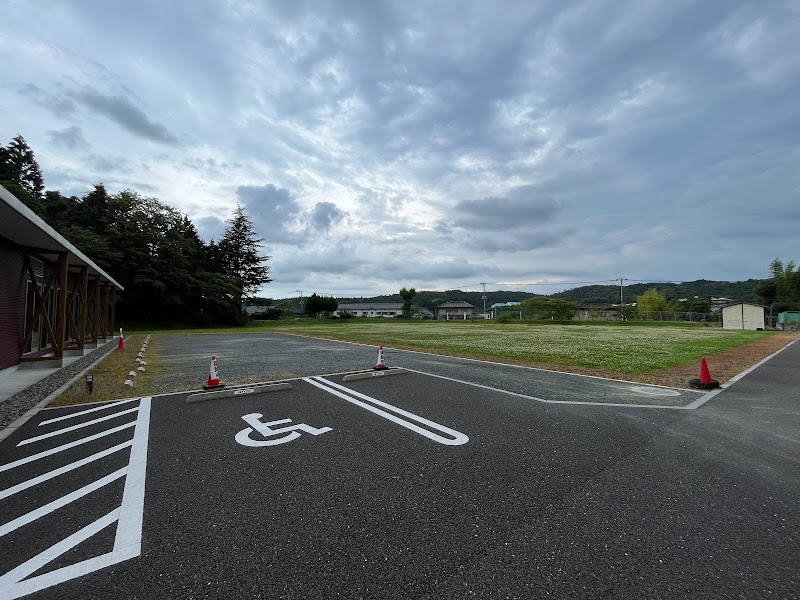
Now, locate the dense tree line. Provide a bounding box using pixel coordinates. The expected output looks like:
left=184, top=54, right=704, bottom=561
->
left=755, top=259, right=800, bottom=312
left=336, top=289, right=536, bottom=312
left=552, top=280, right=763, bottom=305
left=1, top=135, right=270, bottom=325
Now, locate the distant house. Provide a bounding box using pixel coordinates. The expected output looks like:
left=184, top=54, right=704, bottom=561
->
left=436, top=301, right=475, bottom=320
left=710, top=297, right=734, bottom=314
left=243, top=303, right=273, bottom=315
left=721, top=303, right=765, bottom=330
left=333, top=303, right=403, bottom=317
left=490, top=301, right=521, bottom=319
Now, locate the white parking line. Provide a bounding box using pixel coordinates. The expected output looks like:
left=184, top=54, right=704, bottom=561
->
left=304, top=377, right=468, bottom=446
left=0, top=422, right=136, bottom=473
left=38, top=398, right=140, bottom=426
left=0, top=467, right=128, bottom=537
left=114, top=396, right=151, bottom=553
left=0, top=509, right=120, bottom=587
left=0, top=441, right=132, bottom=501
left=18, top=406, right=139, bottom=446
left=0, top=397, right=152, bottom=599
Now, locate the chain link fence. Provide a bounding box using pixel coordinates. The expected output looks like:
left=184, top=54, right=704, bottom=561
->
left=634, top=311, right=720, bottom=323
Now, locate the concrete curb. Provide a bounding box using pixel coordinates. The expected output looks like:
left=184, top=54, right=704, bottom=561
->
left=342, top=368, right=409, bottom=382
left=186, top=382, right=293, bottom=403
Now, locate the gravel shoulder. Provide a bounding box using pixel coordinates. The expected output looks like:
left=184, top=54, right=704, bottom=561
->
left=0, top=339, right=117, bottom=430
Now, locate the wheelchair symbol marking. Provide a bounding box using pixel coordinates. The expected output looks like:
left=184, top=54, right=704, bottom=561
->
left=234, top=413, right=332, bottom=447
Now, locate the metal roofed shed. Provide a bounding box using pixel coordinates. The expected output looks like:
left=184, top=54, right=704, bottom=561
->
left=721, top=302, right=765, bottom=330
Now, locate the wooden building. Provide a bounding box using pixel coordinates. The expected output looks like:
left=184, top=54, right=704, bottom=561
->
left=0, top=184, right=123, bottom=370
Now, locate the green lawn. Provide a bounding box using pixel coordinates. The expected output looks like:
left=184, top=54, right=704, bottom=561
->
left=270, top=319, right=772, bottom=373
left=123, top=318, right=774, bottom=374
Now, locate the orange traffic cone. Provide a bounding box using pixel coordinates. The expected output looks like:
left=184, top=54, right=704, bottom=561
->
left=117, top=328, right=125, bottom=350
left=689, top=357, right=720, bottom=389
left=373, top=345, right=389, bottom=370
left=204, top=355, right=225, bottom=389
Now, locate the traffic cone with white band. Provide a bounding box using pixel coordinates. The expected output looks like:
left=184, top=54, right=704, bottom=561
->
left=373, top=346, right=388, bottom=370
left=204, top=355, right=225, bottom=389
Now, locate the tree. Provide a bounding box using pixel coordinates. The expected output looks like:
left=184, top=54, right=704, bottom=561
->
left=1, top=135, right=45, bottom=199
left=399, top=287, right=416, bottom=318
left=219, top=204, right=271, bottom=300
left=754, top=280, right=778, bottom=307
left=305, top=293, right=337, bottom=317
left=765, top=258, right=800, bottom=312
left=683, top=298, right=711, bottom=313
left=520, top=296, right=578, bottom=320
left=636, top=288, right=670, bottom=313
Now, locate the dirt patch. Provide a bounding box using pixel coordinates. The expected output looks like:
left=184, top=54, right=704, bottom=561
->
left=642, top=332, right=800, bottom=388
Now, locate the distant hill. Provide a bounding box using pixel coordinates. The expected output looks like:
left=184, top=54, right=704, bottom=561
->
left=336, top=290, right=535, bottom=312
left=550, top=279, right=764, bottom=305
left=276, top=279, right=765, bottom=311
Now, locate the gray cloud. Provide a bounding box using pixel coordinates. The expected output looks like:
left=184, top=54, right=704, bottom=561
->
left=69, top=87, right=179, bottom=144
left=309, top=202, right=348, bottom=232
left=452, top=187, right=560, bottom=232
left=19, top=83, right=77, bottom=117
left=89, top=154, right=131, bottom=173
left=4, top=0, right=800, bottom=299
left=236, top=185, right=351, bottom=244
left=48, top=125, right=86, bottom=149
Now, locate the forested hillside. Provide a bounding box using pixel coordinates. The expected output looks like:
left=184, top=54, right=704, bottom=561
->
left=337, top=290, right=536, bottom=312
left=551, top=280, right=763, bottom=305
left=333, top=279, right=766, bottom=311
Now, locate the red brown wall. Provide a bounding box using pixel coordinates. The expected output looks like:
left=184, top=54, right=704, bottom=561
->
left=0, top=240, right=27, bottom=370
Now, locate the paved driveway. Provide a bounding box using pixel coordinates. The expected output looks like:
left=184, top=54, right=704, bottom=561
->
left=1, top=337, right=797, bottom=599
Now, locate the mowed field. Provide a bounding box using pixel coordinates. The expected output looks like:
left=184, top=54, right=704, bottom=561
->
left=52, top=321, right=798, bottom=405
left=268, top=320, right=797, bottom=386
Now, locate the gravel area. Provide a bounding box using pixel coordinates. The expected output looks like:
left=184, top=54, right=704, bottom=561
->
left=153, top=332, right=700, bottom=406
left=0, top=339, right=117, bottom=430
left=152, top=332, right=378, bottom=391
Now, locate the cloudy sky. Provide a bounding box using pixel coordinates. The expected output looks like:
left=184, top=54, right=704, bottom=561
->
left=2, top=1, right=799, bottom=299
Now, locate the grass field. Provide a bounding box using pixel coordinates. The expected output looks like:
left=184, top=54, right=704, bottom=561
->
left=57, top=320, right=795, bottom=405
left=268, top=320, right=774, bottom=373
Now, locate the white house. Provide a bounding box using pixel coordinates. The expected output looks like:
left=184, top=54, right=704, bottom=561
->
left=721, top=303, right=765, bottom=330
left=333, top=303, right=403, bottom=317
left=436, top=301, right=476, bottom=320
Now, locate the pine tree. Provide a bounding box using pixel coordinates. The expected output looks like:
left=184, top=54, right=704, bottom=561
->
left=2, top=135, right=45, bottom=199
left=219, top=204, right=271, bottom=299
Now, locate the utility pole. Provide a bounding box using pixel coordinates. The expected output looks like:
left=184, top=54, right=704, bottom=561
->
left=296, top=289, right=304, bottom=313
left=618, top=278, right=628, bottom=321
left=480, top=282, right=488, bottom=314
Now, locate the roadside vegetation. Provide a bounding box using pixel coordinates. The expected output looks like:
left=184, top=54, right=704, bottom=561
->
left=50, top=335, right=165, bottom=406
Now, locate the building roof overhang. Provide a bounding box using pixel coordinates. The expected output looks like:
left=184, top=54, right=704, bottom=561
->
left=0, top=185, right=123, bottom=290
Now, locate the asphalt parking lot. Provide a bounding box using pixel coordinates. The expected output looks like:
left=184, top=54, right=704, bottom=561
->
left=1, top=337, right=798, bottom=599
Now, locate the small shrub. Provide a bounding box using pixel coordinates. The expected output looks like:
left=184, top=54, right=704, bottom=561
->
left=251, top=308, right=282, bottom=320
